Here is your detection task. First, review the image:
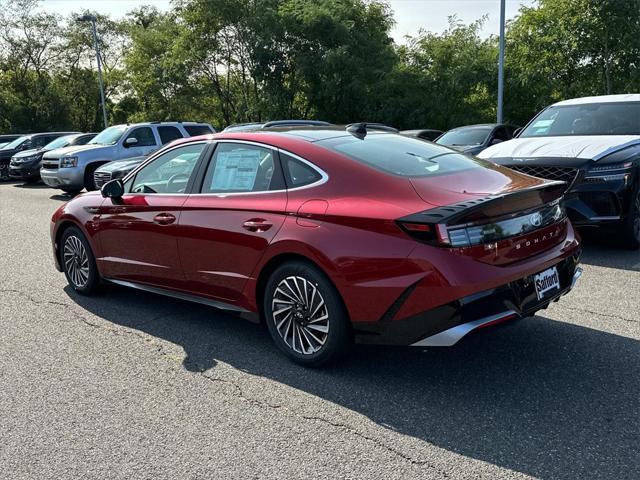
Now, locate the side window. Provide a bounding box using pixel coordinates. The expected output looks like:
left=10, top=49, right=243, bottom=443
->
left=130, top=143, right=204, bottom=194
left=74, top=135, right=92, bottom=146
left=281, top=153, right=322, bottom=188
left=185, top=125, right=213, bottom=136
left=32, top=136, right=49, bottom=148
left=124, top=127, right=157, bottom=147
left=201, top=143, right=282, bottom=193
left=158, top=126, right=184, bottom=145
left=493, top=127, right=509, bottom=141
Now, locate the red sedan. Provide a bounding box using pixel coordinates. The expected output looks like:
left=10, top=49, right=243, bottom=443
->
left=51, top=124, right=582, bottom=366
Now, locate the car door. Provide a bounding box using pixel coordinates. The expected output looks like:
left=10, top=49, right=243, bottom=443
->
left=95, top=142, right=207, bottom=289
left=177, top=141, right=288, bottom=302
left=119, top=126, right=159, bottom=159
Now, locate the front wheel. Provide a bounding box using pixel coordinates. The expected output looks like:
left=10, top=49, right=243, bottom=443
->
left=60, top=227, right=100, bottom=294
left=264, top=262, right=352, bottom=367
left=621, top=185, right=640, bottom=250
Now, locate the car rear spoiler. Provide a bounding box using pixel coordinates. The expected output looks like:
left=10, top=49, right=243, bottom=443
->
left=401, top=180, right=566, bottom=227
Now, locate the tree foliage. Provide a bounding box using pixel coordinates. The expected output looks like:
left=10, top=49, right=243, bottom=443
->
left=0, top=0, right=639, bottom=134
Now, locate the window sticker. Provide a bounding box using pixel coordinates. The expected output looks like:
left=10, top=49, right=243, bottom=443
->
left=532, top=119, right=554, bottom=128
left=211, top=149, right=262, bottom=191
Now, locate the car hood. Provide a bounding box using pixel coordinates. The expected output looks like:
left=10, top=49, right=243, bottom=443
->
left=409, top=165, right=549, bottom=206
left=12, top=148, right=44, bottom=159
left=98, top=157, right=146, bottom=173
left=478, top=135, right=640, bottom=161
left=0, top=148, right=18, bottom=160
left=43, top=143, right=110, bottom=159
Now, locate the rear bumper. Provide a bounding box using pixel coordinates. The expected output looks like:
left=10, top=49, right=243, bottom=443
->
left=353, top=251, right=581, bottom=346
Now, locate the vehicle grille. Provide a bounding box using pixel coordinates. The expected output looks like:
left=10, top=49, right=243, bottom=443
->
left=507, top=165, right=579, bottom=185
left=42, top=160, right=59, bottom=170
left=94, top=171, right=112, bottom=188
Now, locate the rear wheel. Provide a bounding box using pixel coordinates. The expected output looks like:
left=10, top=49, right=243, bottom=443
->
left=621, top=184, right=640, bottom=250
left=60, top=227, right=100, bottom=294
left=264, top=262, right=352, bottom=367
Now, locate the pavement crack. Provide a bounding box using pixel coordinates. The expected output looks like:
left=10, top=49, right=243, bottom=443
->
left=2, top=287, right=447, bottom=472
left=556, top=304, right=638, bottom=324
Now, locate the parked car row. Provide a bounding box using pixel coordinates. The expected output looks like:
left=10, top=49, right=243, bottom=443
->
left=0, top=121, right=214, bottom=192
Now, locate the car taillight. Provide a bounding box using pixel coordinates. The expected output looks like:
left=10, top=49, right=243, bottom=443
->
left=398, top=201, right=565, bottom=247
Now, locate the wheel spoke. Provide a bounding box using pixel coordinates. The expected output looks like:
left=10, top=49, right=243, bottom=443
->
left=271, top=275, right=330, bottom=356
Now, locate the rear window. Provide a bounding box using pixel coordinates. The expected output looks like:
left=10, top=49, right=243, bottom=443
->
left=437, top=127, right=492, bottom=147
left=317, top=134, right=487, bottom=177
left=185, top=125, right=213, bottom=136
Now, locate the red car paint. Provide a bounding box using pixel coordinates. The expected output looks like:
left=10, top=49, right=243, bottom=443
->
left=51, top=129, right=581, bottom=345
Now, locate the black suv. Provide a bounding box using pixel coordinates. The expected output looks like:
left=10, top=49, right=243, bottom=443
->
left=9, top=133, right=96, bottom=183
left=0, top=132, right=78, bottom=181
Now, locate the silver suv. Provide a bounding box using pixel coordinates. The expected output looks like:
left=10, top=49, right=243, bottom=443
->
left=41, top=121, right=214, bottom=193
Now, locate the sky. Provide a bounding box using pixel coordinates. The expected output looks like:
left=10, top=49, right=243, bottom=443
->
left=39, top=0, right=537, bottom=42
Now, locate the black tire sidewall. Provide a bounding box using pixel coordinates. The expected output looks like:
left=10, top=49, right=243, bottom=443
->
left=84, top=164, right=99, bottom=191
left=622, top=180, right=640, bottom=250
left=263, top=261, right=352, bottom=367
left=60, top=226, right=100, bottom=294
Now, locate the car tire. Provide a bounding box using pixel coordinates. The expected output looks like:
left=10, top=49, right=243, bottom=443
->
left=60, top=187, right=82, bottom=195
left=0, top=164, right=9, bottom=181
left=263, top=261, right=352, bottom=367
left=621, top=183, right=640, bottom=250
left=60, top=226, right=100, bottom=295
left=84, top=164, right=100, bottom=191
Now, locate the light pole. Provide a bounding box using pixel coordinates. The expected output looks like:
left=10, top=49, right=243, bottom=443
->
left=497, top=0, right=506, bottom=124
left=77, top=14, right=108, bottom=129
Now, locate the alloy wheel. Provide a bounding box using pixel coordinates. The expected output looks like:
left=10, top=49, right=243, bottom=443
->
left=271, top=275, right=329, bottom=355
left=63, top=235, right=90, bottom=288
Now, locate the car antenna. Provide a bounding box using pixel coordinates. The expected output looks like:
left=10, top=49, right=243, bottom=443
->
left=346, top=123, right=367, bottom=140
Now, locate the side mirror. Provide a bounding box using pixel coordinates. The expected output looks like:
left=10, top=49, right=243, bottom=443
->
left=490, top=138, right=503, bottom=146
left=513, top=127, right=522, bottom=137
left=124, top=137, right=138, bottom=148
left=101, top=178, right=124, bottom=198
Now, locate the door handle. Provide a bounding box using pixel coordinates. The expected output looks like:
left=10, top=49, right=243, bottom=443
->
left=153, top=212, right=176, bottom=225
left=242, top=218, right=273, bottom=232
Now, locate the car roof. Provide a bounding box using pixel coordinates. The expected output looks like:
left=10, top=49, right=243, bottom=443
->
left=109, top=121, right=211, bottom=128
left=553, top=94, right=640, bottom=107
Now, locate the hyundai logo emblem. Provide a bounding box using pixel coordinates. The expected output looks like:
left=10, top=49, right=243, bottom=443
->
left=529, top=212, right=543, bottom=227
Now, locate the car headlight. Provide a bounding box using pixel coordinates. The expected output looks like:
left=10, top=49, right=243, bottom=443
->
left=585, top=161, right=633, bottom=180
left=60, top=156, right=78, bottom=168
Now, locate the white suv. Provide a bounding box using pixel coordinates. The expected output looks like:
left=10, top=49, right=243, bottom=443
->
left=41, top=121, right=214, bottom=193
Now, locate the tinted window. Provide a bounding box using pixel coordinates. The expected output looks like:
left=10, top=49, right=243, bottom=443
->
left=437, top=127, right=492, bottom=147
left=43, top=136, right=72, bottom=150
left=318, top=134, right=487, bottom=177
left=521, top=102, right=640, bottom=137
left=32, top=136, right=50, bottom=148
left=492, top=127, right=509, bottom=141
left=158, top=126, right=184, bottom=144
left=185, top=125, right=213, bottom=136
left=125, top=127, right=156, bottom=147
left=73, top=134, right=94, bottom=145
left=281, top=153, right=322, bottom=187
left=201, top=143, right=279, bottom=193
left=131, top=143, right=204, bottom=194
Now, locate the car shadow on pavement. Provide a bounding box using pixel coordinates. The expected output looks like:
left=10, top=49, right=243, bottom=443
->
left=579, top=232, right=640, bottom=272
left=12, top=182, right=48, bottom=189
left=64, top=284, right=639, bottom=480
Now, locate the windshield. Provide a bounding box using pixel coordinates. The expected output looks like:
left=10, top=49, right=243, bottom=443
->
left=436, top=127, right=492, bottom=146
left=89, top=126, right=127, bottom=145
left=318, top=133, right=487, bottom=177
left=521, top=102, right=640, bottom=137
left=2, top=136, right=28, bottom=150
left=43, top=135, right=71, bottom=150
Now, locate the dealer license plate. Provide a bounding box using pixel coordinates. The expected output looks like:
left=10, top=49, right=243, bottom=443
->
left=534, top=266, right=560, bottom=300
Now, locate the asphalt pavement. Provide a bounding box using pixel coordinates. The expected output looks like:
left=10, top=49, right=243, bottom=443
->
left=1, top=181, right=638, bottom=479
